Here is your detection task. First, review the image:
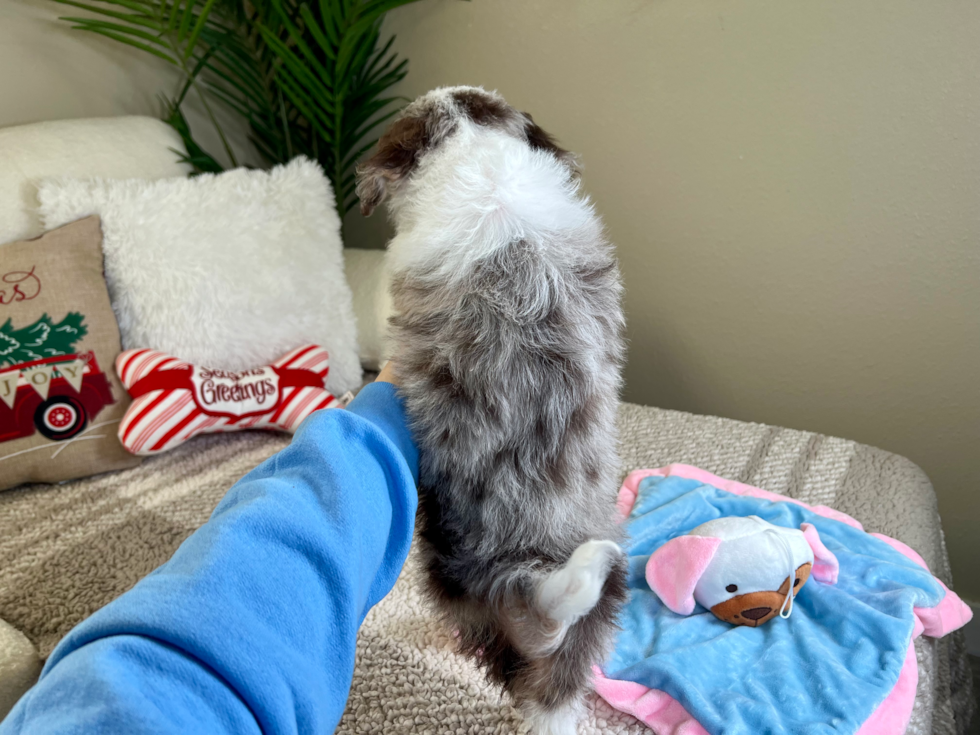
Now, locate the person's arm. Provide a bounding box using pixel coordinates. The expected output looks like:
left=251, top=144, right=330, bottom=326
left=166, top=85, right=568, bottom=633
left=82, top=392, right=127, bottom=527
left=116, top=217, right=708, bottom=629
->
left=0, top=380, right=418, bottom=735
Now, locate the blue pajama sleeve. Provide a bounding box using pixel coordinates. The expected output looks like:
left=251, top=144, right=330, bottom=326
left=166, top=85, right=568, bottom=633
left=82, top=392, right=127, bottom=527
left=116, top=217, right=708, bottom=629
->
left=0, top=381, right=418, bottom=734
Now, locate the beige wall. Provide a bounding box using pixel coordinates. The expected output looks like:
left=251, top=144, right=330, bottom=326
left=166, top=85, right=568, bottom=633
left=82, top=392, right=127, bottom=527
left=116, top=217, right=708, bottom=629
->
left=2, top=1, right=977, bottom=599
left=347, top=0, right=980, bottom=599
left=0, top=1, right=254, bottom=167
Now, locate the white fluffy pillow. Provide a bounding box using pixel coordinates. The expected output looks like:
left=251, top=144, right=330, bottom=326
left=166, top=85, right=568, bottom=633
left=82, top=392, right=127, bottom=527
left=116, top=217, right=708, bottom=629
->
left=38, top=157, right=361, bottom=394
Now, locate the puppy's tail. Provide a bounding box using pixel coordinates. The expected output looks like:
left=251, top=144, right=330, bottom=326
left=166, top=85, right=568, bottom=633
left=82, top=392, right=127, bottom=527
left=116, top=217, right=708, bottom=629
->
left=535, top=539, right=624, bottom=628
left=501, top=540, right=624, bottom=660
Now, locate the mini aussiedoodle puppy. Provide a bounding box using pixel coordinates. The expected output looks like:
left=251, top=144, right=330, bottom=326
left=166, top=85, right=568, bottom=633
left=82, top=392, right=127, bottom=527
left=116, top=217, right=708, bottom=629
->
left=356, top=86, right=627, bottom=734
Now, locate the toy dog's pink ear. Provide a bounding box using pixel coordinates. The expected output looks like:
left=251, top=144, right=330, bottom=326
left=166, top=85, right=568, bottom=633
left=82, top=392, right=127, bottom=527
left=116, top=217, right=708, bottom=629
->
left=801, top=523, right=839, bottom=584
left=645, top=535, right=722, bottom=615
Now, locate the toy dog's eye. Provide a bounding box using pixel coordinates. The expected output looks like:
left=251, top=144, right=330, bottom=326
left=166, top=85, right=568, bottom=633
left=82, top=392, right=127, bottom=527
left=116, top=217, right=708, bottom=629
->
left=726, top=584, right=738, bottom=593
left=794, top=577, right=801, bottom=587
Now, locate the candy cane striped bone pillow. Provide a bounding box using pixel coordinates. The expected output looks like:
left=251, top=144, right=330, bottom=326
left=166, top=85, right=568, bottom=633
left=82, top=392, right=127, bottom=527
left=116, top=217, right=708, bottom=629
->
left=115, top=345, right=342, bottom=455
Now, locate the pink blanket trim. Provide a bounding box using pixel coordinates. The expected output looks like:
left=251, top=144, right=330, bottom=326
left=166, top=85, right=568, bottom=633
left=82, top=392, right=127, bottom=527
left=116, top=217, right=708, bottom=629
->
left=595, top=463, right=973, bottom=735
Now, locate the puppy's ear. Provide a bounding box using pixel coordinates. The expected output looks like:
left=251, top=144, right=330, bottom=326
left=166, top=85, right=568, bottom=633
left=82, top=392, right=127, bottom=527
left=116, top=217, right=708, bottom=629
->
left=354, top=163, right=389, bottom=218
left=645, top=534, right=722, bottom=615
left=355, top=115, right=431, bottom=216
left=521, top=112, right=581, bottom=177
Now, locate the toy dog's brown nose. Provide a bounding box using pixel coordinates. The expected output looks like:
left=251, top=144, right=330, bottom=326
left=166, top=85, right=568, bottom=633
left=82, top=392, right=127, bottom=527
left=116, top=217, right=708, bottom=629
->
left=741, top=607, right=772, bottom=621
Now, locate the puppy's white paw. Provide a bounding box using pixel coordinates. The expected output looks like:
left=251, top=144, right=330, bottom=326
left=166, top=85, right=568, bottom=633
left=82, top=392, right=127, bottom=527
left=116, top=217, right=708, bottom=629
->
left=523, top=698, right=584, bottom=735
left=537, top=539, right=623, bottom=625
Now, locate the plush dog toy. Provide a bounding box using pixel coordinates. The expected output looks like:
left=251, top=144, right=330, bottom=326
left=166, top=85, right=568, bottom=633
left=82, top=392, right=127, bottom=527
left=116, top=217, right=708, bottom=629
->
left=645, top=516, right=839, bottom=627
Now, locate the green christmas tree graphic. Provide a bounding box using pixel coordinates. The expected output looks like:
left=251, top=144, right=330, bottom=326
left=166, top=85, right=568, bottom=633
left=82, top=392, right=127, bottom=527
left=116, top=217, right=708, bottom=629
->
left=0, top=313, right=88, bottom=368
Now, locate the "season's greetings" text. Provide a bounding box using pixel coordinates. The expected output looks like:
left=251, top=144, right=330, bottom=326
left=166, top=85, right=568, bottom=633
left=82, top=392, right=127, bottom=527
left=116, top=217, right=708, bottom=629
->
left=0, top=267, right=41, bottom=306
left=190, top=366, right=281, bottom=418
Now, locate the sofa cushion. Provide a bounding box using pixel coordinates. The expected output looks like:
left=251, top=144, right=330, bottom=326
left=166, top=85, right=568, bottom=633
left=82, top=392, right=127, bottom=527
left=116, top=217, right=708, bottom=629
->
left=343, top=248, right=391, bottom=370
left=0, top=117, right=190, bottom=246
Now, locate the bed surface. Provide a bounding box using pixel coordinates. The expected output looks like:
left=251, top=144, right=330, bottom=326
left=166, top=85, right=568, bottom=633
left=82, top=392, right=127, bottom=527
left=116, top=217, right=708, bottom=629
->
left=0, top=401, right=973, bottom=733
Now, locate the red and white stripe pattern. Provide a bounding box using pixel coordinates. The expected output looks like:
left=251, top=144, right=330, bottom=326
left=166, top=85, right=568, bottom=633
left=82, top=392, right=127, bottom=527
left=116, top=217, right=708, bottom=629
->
left=115, top=344, right=341, bottom=456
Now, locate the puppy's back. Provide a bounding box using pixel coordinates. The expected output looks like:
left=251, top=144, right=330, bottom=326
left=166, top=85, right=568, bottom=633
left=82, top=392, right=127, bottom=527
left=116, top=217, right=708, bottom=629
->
left=391, top=230, right=625, bottom=578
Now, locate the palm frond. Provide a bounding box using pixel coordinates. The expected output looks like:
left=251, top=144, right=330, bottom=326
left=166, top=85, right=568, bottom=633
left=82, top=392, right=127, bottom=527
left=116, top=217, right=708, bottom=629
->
left=56, top=0, right=456, bottom=217
left=163, top=99, right=224, bottom=173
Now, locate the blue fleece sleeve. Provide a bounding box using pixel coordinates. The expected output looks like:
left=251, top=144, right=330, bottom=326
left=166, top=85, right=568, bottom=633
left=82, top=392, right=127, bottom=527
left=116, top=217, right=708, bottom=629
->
left=0, top=381, right=418, bottom=735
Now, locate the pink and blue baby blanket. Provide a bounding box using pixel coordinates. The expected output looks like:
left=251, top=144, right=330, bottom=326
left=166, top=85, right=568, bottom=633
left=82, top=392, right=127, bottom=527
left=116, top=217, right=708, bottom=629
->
left=594, top=465, right=972, bottom=735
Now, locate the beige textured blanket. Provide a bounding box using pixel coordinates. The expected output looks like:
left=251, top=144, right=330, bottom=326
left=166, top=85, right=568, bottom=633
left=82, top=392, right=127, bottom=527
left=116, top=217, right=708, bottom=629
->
left=0, top=402, right=974, bottom=733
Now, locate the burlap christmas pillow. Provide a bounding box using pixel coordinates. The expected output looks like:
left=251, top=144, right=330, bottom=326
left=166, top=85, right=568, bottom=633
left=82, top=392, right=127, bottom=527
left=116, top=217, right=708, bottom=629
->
left=0, top=216, right=140, bottom=491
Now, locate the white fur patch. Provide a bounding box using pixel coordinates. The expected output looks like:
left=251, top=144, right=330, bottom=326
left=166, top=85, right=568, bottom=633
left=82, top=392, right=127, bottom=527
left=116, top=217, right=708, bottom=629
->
left=37, top=157, right=362, bottom=393
left=385, top=123, right=599, bottom=285
left=537, top=540, right=622, bottom=625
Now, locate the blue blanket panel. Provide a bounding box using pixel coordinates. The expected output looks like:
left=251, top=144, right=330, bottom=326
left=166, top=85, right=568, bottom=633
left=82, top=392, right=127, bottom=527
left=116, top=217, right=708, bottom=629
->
left=602, top=475, right=944, bottom=735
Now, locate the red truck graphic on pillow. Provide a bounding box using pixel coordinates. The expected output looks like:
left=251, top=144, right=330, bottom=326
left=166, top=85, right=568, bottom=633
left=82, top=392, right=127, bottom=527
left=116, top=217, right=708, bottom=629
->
left=0, top=351, right=115, bottom=443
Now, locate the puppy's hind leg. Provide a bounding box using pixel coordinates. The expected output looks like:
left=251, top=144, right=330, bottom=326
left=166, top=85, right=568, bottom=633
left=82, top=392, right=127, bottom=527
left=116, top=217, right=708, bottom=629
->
left=522, top=697, right=585, bottom=735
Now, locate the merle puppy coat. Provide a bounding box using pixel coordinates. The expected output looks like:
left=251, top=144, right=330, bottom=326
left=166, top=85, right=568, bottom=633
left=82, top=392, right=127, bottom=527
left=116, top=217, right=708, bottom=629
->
left=356, top=86, right=627, bottom=734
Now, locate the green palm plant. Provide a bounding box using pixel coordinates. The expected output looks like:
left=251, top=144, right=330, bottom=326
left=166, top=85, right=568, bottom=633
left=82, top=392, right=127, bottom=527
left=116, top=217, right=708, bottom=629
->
left=54, top=0, right=445, bottom=218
